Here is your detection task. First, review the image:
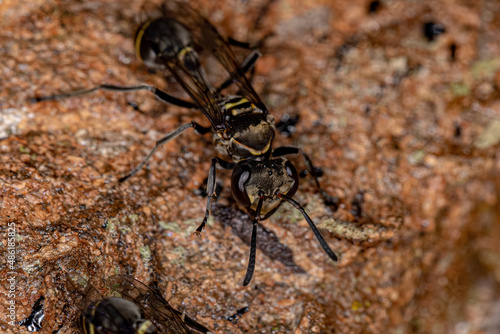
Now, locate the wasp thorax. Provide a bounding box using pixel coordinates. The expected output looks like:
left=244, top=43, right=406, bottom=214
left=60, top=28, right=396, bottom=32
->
left=225, top=113, right=275, bottom=161
left=231, top=157, right=299, bottom=219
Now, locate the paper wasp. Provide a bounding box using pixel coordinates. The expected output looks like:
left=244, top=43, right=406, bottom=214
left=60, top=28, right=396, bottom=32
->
left=79, top=297, right=157, bottom=334
left=69, top=274, right=211, bottom=334
left=33, top=2, right=338, bottom=286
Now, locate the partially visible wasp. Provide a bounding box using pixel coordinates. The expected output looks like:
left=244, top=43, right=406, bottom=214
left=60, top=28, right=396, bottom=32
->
left=105, top=275, right=212, bottom=334
left=33, top=2, right=338, bottom=286
left=68, top=273, right=211, bottom=334
left=19, top=296, right=45, bottom=332
left=79, top=296, right=157, bottom=334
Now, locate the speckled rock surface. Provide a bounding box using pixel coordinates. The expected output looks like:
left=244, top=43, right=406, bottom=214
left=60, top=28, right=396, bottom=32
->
left=1, top=0, right=500, bottom=333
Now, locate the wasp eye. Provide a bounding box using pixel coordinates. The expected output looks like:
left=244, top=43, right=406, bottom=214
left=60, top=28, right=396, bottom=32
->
left=285, top=161, right=299, bottom=197
left=231, top=164, right=251, bottom=208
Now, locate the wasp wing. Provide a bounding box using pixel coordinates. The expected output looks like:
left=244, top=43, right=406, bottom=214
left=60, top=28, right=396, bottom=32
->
left=162, top=57, right=225, bottom=131
left=66, top=273, right=141, bottom=334
left=106, top=275, right=189, bottom=334
left=80, top=301, right=141, bottom=334
left=162, top=2, right=269, bottom=113
left=106, top=275, right=211, bottom=334
left=137, top=12, right=226, bottom=131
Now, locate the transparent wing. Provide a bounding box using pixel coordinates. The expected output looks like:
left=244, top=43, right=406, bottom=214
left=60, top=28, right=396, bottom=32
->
left=163, top=59, right=226, bottom=131
left=81, top=301, right=139, bottom=334
left=106, top=275, right=211, bottom=334
left=162, top=2, right=269, bottom=113
left=66, top=273, right=139, bottom=334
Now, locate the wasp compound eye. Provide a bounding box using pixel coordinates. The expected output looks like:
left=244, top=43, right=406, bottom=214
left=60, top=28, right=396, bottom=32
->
left=285, top=160, right=299, bottom=197
left=231, top=164, right=252, bottom=208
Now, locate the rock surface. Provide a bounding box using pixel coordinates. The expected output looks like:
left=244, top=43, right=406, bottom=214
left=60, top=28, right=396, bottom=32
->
left=1, top=0, right=500, bottom=333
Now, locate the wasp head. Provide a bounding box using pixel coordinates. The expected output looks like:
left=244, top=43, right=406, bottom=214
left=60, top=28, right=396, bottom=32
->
left=231, top=157, right=298, bottom=219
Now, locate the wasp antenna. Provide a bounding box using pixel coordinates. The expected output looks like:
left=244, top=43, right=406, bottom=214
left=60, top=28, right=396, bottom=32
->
left=243, top=221, right=258, bottom=286
left=277, top=193, right=338, bottom=262
left=243, top=197, right=264, bottom=286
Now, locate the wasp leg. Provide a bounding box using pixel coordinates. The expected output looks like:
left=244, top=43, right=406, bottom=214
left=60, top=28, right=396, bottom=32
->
left=171, top=309, right=212, bottom=334
left=182, top=314, right=213, bottom=334
left=272, top=146, right=340, bottom=210
left=195, top=157, right=235, bottom=235
left=119, top=121, right=211, bottom=182
left=31, top=83, right=197, bottom=109
left=216, top=49, right=261, bottom=93
left=227, top=37, right=255, bottom=49
left=218, top=33, right=274, bottom=92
